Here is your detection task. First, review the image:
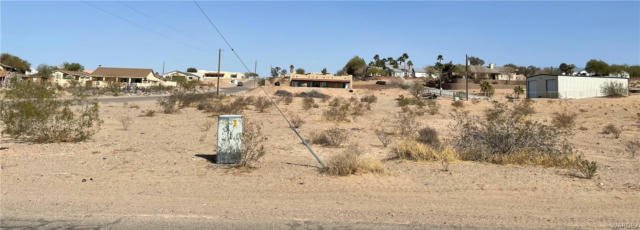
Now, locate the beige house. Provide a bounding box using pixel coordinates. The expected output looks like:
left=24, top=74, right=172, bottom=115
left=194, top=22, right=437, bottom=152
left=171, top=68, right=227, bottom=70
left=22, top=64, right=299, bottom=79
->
left=289, top=73, right=352, bottom=89
left=469, top=64, right=525, bottom=81
left=52, top=70, right=92, bottom=87
left=91, top=67, right=169, bottom=87
left=197, top=70, right=245, bottom=82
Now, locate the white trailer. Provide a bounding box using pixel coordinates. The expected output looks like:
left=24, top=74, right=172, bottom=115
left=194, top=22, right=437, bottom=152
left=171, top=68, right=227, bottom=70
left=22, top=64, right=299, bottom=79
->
left=526, top=74, right=628, bottom=99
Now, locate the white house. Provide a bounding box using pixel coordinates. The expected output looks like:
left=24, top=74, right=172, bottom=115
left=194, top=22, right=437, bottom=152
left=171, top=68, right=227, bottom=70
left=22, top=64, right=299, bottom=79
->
left=526, top=74, right=629, bottom=99
left=52, top=70, right=92, bottom=87
left=163, top=70, right=202, bottom=81
left=195, top=70, right=245, bottom=81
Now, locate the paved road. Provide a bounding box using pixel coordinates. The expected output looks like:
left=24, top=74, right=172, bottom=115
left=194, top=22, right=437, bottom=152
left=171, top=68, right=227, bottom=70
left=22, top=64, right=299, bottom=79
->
left=95, top=80, right=256, bottom=104
left=0, top=215, right=535, bottom=230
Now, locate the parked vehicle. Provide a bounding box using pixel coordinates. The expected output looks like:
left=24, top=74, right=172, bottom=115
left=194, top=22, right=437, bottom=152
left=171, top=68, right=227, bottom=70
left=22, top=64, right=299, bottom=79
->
left=375, top=81, right=386, bottom=85
left=237, top=82, right=243, bottom=86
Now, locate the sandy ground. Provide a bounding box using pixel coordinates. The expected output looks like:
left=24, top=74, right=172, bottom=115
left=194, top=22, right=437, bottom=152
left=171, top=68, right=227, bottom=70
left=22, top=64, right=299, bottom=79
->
left=1, top=84, right=640, bottom=229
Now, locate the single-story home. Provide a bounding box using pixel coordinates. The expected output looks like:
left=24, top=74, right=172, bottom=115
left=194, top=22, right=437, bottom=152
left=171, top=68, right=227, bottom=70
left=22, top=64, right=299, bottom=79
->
left=196, top=70, right=245, bottom=81
left=470, top=64, right=525, bottom=81
left=52, top=69, right=92, bottom=87
left=91, top=67, right=163, bottom=87
left=290, top=73, right=352, bottom=89
left=526, top=74, right=629, bottom=99
left=163, top=70, right=202, bottom=81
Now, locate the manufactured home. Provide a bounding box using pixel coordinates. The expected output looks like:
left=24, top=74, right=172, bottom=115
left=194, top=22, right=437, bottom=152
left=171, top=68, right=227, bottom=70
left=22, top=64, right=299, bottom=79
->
left=526, top=74, right=628, bottom=99
left=290, top=73, right=352, bottom=89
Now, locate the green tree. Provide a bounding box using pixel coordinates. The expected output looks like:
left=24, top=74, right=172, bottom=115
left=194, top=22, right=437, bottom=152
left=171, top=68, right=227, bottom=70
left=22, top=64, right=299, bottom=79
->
left=558, top=63, right=576, bottom=75
left=62, top=62, right=84, bottom=71
left=321, top=68, right=328, bottom=75
left=289, top=65, right=294, bottom=74
left=270, top=66, right=281, bottom=77
left=186, top=67, right=197, bottom=72
left=244, top=72, right=258, bottom=77
left=0, top=53, right=31, bottom=73
left=343, top=56, right=366, bottom=77
left=585, top=59, right=609, bottom=75
left=36, top=64, right=55, bottom=81
left=628, top=65, right=640, bottom=78
left=295, top=68, right=305, bottom=74
left=468, top=56, right=485, bottom=66
left=479, top=80, right=494, bottom=97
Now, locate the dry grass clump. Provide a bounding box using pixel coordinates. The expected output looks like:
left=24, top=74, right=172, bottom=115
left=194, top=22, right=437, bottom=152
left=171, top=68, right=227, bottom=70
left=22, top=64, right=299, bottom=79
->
left=129, top=104, right=140, bottom=109
left=602, top=124, right=622, bottom=138
left=417, top=127, right=440, bottom=148
left=426, top=99, right=439, bottom=115
left=310, top=127, right=348, bottom=146
left=302, top=97, right=316, bottom=110
left=253, top=96, right=271, bottom=112
left=141, top=110, right=156, bottom=117
left=323, top=145, right=385, bottom=176
left=551, top=110, right=577, bottom=130
left=288, top=113, right=304, bottom=128
left=471, top=98, right=480, bottom=104
left=395, top=111, right=421, bottom=136
left=120, top=116, right=133, bottom=130
left=625, top=140, right=640, bottom=158
left=452, top=101, right=588, bottom=170
left=375, top=128, right=393, bottom=148
left=578, top=160, right=598, bottom=179
left=158, top=96, right=178, bottom=114
left=394, top=140, right=458, bottom=162
left=360, top=95, right=377, bottom=104
left=512, top=99, right=535, bottom=117
left=274, top=90, right=293, bottom=97
left=322, top=97, right=369, bottom=122
left=283, top=94, right=293, bottom=105
left=238, top=118, right=267, bottom=168
left=295, top=90, right=329, bottom=99
left=451, top=100, right=464, bottom=109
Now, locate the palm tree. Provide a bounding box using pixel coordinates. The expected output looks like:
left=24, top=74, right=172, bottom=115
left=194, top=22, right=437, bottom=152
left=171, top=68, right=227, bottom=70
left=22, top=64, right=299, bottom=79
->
left=289, top=65, right=294, bottom=75
left=437, top=55, right=443, bottom=64
left=513, top=86, right=524, bottom=98
left=480, top=80, right=494, bottom=97
left=407, top=60, right=414, bottom=77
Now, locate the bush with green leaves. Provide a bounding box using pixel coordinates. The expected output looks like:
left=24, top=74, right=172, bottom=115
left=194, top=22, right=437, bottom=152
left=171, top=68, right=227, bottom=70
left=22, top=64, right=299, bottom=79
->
left=479, top=80, right=494, bottom=97
left=452, top=101, right=577, bottom=167
left=0, top=82, right=102, bottom=143
left=600, top=81, right=627, bottom=97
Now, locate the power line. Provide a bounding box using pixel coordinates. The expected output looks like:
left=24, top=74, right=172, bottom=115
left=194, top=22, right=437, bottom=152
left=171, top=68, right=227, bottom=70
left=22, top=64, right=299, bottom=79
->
left=192, top=0, right=252, bottom=73
left=83, top=1, right=212, bottom=55
left=118, top=1, right=212, bottom=50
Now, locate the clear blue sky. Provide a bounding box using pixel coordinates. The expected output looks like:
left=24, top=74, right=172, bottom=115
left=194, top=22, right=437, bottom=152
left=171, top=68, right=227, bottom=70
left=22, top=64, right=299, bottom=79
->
left=2, top=1, right=639, bottom=76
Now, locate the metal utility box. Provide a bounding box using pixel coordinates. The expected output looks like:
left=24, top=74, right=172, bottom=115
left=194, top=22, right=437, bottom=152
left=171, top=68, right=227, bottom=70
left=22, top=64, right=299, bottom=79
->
left=217, top=115, right=243, bottom=164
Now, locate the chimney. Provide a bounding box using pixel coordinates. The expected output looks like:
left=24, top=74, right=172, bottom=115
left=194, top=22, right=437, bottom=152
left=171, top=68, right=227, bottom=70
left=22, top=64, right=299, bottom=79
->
left=489, top=63, right=495, bottom=69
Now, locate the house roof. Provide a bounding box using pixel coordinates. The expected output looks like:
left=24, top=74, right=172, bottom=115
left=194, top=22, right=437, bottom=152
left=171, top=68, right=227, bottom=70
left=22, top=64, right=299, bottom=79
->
left=164, top=70, right=200, bottom=78
left=56, top=69, right=88, bottom=76
left=92, top=67, right=154, bottom=78
left=469, top=65, right=505, bottom=74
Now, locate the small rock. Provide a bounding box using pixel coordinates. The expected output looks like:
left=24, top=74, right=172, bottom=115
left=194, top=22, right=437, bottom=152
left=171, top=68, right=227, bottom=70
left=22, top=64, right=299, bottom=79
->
left=82, top=179, right=86, bottom=182
left=90, top=178, right=93, bottom=181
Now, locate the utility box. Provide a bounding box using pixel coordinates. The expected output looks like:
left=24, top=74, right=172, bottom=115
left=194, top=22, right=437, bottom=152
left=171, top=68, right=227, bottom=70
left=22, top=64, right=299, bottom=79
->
left=217, top=115, right=243, bottom=164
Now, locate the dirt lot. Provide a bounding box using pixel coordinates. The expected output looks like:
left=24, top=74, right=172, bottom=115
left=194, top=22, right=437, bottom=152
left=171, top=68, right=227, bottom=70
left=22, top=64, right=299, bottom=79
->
left=1, top=85, right=639, bottom=229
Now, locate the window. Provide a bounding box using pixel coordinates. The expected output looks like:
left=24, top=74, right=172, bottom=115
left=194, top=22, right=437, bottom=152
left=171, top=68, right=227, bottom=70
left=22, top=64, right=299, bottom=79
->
left=321, top=82, right=328, bottom=87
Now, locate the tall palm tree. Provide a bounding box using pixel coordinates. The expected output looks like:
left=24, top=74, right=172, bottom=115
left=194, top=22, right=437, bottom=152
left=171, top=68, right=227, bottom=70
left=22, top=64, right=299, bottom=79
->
left=437, top=55, right=443, bottom=64
left=289, top=65, right=294, bottom=75
left=407, top=60, right=414, bottom=77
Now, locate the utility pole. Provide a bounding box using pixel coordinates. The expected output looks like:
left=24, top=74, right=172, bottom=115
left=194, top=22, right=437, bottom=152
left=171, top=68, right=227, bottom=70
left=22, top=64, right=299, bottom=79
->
left=217, top=48, right=221, bottom=96
left=254, top=60, right=257, bottom=88
left=162, top=61, right=165, bottom=75
left=465, top=54, right=469, bottom=101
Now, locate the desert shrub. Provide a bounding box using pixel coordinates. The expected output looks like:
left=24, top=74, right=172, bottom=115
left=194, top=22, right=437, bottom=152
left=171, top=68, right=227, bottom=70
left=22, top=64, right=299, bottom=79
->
left=258, top=78, right=265, bottom=86
left=360, top=95, right=377, bottom=104
left=551, top=110, right=577, bottom=130
left=625, top=140, right=640, bottom=158
left=203, top=100, right=243, bottom=115
left=323, top=104, right=350, bottom=122
left=578, top=160, right=598, bottom=179
left=328, top=97, right=342, bottom=107
left=513, top=99, right=535, bottom=117
left=289, top=113, right=304, bottom=128
left=302, top=97, right=315, bottom=110
left=120, top=116, right=133, bottom=130
left=0, top=82, right=102, bottom=143
left=394, top=140, right=458, bottom=162
left=323, top=145, right=385, bottom=176
left=158, top=96, right=178, bottom=114
left=417, top=127, right=440, bottom=148
left=274, top=90, right=292, bottom=97
left=174, top=92, right=218, bottom=108
left=452, top=102, right=578, bottom=167
left=451, top=100, right=463, bottom=109
left=253, top=96, right=271, bottom=112
left=602, top=124, right=621, bottom=138
left=106, top=81, right=121, bottom=96
left=129, top=104, right=140, bottom=109
left=283, top=95, right=293, bottom=105
left=396, top=95, right=412, bottom=107
left=471, top=98, right=480, bottom=104
left=395, top=111, right=421, bottom=136
left=142, top=110, right=155, bottom=117
left=238, top=118, right=267, bottom=168
left=311, top=127, right=348, bottom=146
left=350, top=101, right=367, bottom=119
left=375, top=129, right=393, bottom=148
left=426, top=99, right=439, bottom=115
left=601, top=81, right=627, bottom=97
left=295, top=90, right=328, bottom=99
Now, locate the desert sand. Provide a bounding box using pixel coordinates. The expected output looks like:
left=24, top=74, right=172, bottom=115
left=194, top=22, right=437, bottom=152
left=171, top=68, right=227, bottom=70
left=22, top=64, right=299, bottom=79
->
left=1, top=83, right=639, bottom=229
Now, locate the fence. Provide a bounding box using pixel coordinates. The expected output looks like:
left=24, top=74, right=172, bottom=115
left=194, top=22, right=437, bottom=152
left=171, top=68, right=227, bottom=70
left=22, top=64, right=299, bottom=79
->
left=423, top=87, right=485, bottom=99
